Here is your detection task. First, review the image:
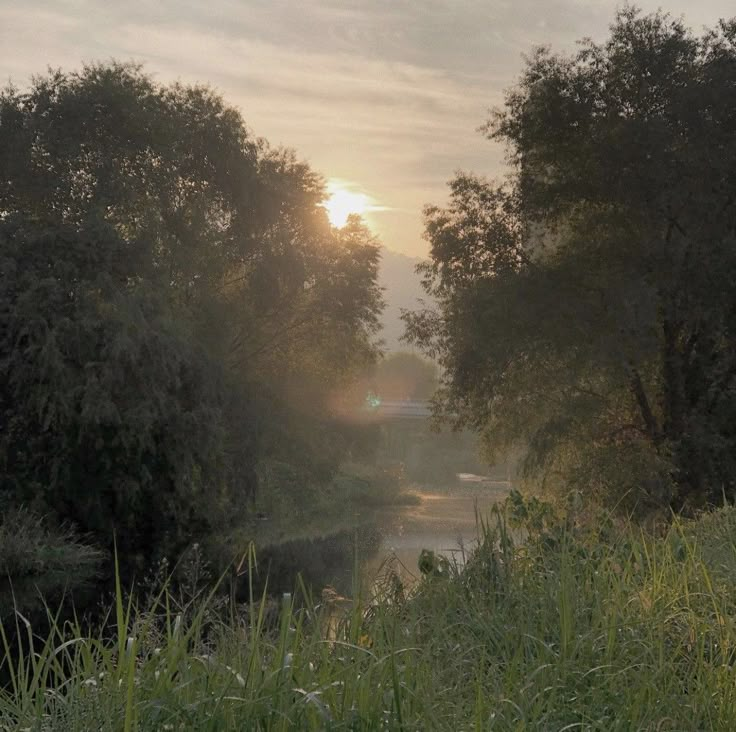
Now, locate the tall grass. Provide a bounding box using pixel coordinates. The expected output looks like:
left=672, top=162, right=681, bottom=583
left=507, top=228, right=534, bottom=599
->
left=0, top=508, right=103, bottom=581
left=0, top=508, right=104, bottom=621
left=3, top=501, right=736, bottom=730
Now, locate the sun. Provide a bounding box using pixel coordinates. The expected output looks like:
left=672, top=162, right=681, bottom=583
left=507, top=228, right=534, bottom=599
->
left=324, top=184, right=369, bottom=228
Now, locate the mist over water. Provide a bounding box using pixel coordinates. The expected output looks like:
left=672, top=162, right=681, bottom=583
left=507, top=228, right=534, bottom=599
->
left=258, top=479, right=510, bottom=599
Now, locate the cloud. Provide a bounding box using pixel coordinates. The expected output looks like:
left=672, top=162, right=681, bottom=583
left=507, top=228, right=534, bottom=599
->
left=2, top=0, right=734, bottom=255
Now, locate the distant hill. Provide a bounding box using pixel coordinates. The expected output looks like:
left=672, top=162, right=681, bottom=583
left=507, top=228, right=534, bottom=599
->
left=378, top=248, right=432, bottom=353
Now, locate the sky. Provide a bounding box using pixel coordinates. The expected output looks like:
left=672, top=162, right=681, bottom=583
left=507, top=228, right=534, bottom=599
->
left=1, top=0, right=734, bottom=257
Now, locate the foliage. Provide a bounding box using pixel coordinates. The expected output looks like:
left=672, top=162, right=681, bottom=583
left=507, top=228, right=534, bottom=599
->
left=0, top=219, right=240, bottom=566
left=0, top=508, right=104, bottom=620
left=0, top=63, right=383, bottom=574
left=402, top=426, right=488, bottom=485
left=5, top=502, right=736, bottom=728
left=405, top=9, right=736, bottom=513
left=373, top=351, right=438, bottom=401
left=247, top=460, right=415, bottom=547
left=0, top=507, right=102, bottom=581
left=329, top=462, right=418, bottom=507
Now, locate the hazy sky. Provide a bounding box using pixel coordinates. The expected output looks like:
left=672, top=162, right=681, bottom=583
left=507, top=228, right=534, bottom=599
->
left=1, top=1, right=734, bottom=256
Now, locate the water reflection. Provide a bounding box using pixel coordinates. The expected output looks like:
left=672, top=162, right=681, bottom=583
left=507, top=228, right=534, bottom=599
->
left=359, top=482, right=510, bottom=590
left=243, top=524, right=383, bottom=600
left=256, top=481, right=510, bottom=600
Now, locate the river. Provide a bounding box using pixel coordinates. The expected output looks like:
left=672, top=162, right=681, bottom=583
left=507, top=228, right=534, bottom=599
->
left=256, top=479, right=511, bottom=600
left=360, top=481, right=510, bottom=587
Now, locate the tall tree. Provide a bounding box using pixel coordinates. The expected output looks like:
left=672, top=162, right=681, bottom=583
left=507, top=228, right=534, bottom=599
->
left=0, top=218, right=239, bottom=562
left=0, top=64, right=383, bottom=566
left=406, top=10, right=736, bottom=512
left=373, top=352, right=438, bottom=401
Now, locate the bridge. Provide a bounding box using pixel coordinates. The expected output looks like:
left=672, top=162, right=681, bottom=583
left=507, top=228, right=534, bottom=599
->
left=358, top=398, right=432, bottom=421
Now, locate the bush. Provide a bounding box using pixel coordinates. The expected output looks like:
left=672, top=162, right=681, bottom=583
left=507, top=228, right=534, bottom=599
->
left=331, top=463, right=419, bottom=507
left=0, top=507, right=104, bottom=619
left=0, top=508, right=103, bottom=580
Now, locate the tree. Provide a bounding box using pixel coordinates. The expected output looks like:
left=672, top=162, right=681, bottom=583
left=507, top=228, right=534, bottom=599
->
left=0, top=218, right=241, bottom=563
left=226, top=207, right=383, bottom=479
left=405, top=9, right=736, bottom=513
left=0, top=63, right=383, bottom=568
left=373, top=352, right=438, bottom=401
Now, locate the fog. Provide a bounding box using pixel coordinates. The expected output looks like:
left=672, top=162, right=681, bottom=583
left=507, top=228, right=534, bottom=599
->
left=3, top=6, right=736, bottom=728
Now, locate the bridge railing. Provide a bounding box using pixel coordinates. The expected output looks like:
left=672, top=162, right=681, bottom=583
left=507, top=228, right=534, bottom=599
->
left=358, top=399, right=432, bottom=421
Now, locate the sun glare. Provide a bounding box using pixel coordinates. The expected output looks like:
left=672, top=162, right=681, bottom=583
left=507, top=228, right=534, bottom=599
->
left=324, top=185, right=369, bottom=228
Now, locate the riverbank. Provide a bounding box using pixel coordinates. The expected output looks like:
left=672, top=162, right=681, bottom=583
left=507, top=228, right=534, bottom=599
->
left=239, top=476, right=510, bottom=599
left=0, top=462, right=421, bottom=621
left=5, top=497, right=736, bottom=730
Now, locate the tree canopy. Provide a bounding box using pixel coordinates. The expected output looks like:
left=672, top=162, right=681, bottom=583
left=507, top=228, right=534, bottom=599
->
left=0, top=63, right=383, bottom=568
left=405, top=9, right=736, bottom=513
left=373, top=352, right=438, bottom=401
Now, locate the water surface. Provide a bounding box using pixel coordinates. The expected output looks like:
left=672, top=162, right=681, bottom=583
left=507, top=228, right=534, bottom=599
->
left=359, top=481, right=510, bottom=589
left=255, top=479, right=510, bottom=601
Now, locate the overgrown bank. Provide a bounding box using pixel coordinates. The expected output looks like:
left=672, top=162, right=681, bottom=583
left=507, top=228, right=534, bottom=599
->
left=4, top=496, right=736, bottom=730
left=0, top=462, right=415, bottom=621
